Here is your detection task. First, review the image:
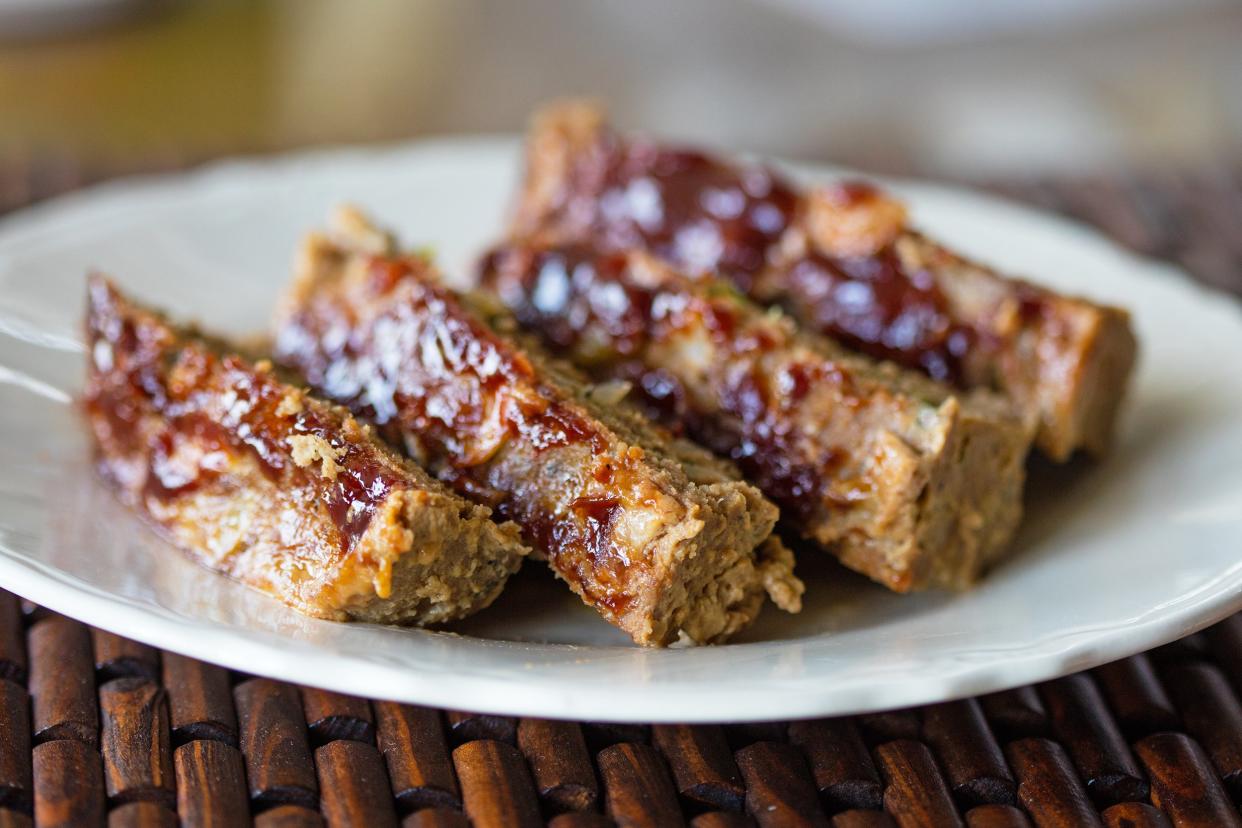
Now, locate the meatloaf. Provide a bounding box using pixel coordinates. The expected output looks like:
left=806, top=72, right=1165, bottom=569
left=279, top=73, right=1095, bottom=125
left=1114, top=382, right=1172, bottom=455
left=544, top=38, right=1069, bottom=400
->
left=271, top=207, right=801, bottom=645
left=479, top=242, right=1031, bottom=592
left=509, top=100, right=1138, bottom=461
left=83, top=275, right=529, bottom=624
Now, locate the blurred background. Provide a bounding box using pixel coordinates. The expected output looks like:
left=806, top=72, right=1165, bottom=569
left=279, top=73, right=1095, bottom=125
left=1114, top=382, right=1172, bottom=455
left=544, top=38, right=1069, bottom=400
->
left=0, top=0, right=1239, bottom=201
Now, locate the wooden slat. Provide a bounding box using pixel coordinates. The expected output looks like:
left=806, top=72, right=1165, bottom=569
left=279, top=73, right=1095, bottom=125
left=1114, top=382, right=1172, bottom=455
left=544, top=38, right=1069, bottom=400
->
left=401, top=808, right=471, bottom=828
left=32, top=739, right=105, bottom=828
left=723, top=722, right=787, bottom=751
left=0, top=593, right=27, bottom=684
left=0, top=810, right=31, bottom=828
left=1160, top=660, right=1242, bottom=800
left=444, top=710, right=516, bottom=745
left=1100, top=802, right=1172, bottom=828
left=690, top=813, right=755, bottom=828
left=921, top=700, right=1015, bottom=807
left=599, top=742, right=683, bottom=828
left=653, top=724, right=744, bottom=812
left=736, top=741, right=828, bottom=827
left=373, top=702, right=460, bottom=813
left=253, top=804, right=327, bottom=828
left=0, top=680, right=31, bottom=814
left=1151, top=636, right=1210, bottom=667
left=105, top=801, right=177, bottom=828
left=173, top=740, right=250, bottom=827
left=161, top=653, right=238, bottom=746
left=518, top=717, right=598, bottom=813
left=979, top=689, right=1048, bottom=740
left=91, top=631, right=159, bottom=684
left=546, top=813, right=616, bottom=828
left=1135, top=733, right=1241, bottom=828
left=584, top=723, right=651, bottom=753
left=315, top=739, right=399, bottom=828
left=453, top=739, right=542, bottom=828
left=1205, top=615, right=1242, bottom=697
left=1005, top=738, right=1102, bottom=828
left=874, top=739, right=961, bottom=828
left=856, top=711, right=921, bottom=746
left=301, top=687, right=374, bottom=745
left=963, top=804, right=1031, bottom=827
left=28, top=617, right=98, bottom=746
left=831, top=810, right=895, bottom=828
left=234, top=678, right=318, bottom=809
left=98, top=678, right=174, bottom=808
left=1039, top=675, right=1148, bottom=805
left=1092, top=656, right=1179, bottom=737
left=788, top=718, right=883, bottom=812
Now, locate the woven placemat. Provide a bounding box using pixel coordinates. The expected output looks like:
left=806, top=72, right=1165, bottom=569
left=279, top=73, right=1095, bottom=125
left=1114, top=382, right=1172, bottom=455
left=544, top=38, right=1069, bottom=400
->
left=0, top=164, right=1240, bottom=826
left=1, top=592, right=1240, bottom=827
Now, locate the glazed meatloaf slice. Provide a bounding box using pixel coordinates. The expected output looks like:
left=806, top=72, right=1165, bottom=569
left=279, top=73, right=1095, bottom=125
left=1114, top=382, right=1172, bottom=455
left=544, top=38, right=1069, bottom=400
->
left=271, top=207, right=801, bottom=646
left=480, top=243, right=1031, bottom=592
left=83, top=275, right=528, bottom=624
left=509, top=100, right=1137, bottom=461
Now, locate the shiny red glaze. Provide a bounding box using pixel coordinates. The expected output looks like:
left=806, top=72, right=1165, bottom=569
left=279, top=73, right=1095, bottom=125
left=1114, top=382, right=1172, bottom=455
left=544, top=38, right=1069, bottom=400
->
left=278, top=256, right=607, bottom=462
left=560, top=130, right=976, bottom=386
left=481, top=244, right=846, bottom=523
left=780, top=247, right=973, bottom=384
left=85, top=278, right=401, bottom=554
left=518, top=494, right=632, bottom=616
left=275, top=255, right=641, bottom=596
left=576, top=139, right=797, bottom=288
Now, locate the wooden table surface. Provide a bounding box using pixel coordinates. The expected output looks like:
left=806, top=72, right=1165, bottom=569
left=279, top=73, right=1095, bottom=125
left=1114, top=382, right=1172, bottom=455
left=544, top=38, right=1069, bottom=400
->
left=0, top=166, right=1239, bottom=826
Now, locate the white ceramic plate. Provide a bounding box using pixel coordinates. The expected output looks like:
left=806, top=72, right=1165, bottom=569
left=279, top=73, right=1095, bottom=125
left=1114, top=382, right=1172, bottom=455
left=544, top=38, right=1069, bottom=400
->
left=1, top=139, right=1240, bottom=723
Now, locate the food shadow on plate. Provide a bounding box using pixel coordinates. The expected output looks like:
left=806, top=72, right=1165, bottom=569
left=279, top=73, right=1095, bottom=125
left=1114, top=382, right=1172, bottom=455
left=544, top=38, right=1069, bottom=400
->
left=448, top=562, right=635, bottom=646
left=999, top=385, right=1224, bottom=570
left=727, top=547, right=935, bottom=645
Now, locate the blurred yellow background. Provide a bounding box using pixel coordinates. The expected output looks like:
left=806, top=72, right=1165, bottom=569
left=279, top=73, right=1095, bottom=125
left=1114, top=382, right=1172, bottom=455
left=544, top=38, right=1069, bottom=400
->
left=1, top=0, right=1239, bottom=178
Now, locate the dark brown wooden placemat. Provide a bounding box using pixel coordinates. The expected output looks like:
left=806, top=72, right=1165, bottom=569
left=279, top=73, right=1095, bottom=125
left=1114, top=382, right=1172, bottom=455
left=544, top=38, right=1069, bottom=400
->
left=1, top=164, right=1240, bottom=826
left=2, top=590, right=1240, bottom=826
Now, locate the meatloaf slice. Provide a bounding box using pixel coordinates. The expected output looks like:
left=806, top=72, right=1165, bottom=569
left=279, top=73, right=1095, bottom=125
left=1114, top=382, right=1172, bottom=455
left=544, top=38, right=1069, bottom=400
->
left=509, top=100, right=1137, bottom=461
left=83, top=275, right=529, bottom=624
left=480, top=243, right=1031, bottom=592
left=272, top=207, right=801, bottom=645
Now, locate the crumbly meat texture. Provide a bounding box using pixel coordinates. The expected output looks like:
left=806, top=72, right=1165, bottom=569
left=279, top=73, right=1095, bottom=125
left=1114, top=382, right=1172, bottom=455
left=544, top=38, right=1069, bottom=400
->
left=480, top=243, right=1031, bottom=592
left=271, top=208, right=801, bottom=646
left=83, top=276, right=528, bottom=624
left=510, top=100, right=1138, bottom=461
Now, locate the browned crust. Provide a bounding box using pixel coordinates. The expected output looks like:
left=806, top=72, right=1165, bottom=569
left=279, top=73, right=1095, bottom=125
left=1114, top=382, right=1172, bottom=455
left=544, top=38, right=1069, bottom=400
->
left=510, top=99, right=610, bottom=243
left=83, top=275, right=528, bottom=624
left=888, top=232, right=1138, bottom=460
left=479, top=243, right=1031, bottom=592
left=512, top=100, right=1137, bottom=462
left=271, top=208, right=801, bottom=645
